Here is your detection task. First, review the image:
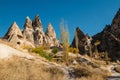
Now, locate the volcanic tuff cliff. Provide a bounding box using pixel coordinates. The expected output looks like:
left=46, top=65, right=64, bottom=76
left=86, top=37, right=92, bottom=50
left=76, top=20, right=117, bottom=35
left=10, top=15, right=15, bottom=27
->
left=92, top=9, right=120, bottom=60
left=71, top=9, right=120, bottom=60
left=4, top=15, right=59, bottom=48
left=71, top=27, right=86, bottom=54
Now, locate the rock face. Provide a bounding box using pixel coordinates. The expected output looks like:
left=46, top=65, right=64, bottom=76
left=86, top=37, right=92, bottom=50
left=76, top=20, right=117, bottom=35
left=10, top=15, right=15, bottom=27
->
left=92, top=9, right=120, bottom=60
left=71, top=27, right=86, bottom=54
left=32, top=15, right=47, bottom=46
left=45, top=23, right=59, bottom=46
left=4, top=22, right=23, bottom=46
left=4, top=15, right=59, bottom=48
left=23, top=16, right=34, bottom=44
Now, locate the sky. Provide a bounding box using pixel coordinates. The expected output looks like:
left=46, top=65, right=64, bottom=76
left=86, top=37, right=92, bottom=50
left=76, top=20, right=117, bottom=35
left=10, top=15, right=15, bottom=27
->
left=0, top=0, right=120, bottom=43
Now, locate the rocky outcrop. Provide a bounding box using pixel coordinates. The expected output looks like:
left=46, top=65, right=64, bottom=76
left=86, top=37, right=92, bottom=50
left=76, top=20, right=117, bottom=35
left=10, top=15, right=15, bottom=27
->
left=45, top=23, right=56, bottom=38
left=45, top=23, right=59, bottom=46
left=92, top=9, right=120, bottom=60
left=32, top=15, right=47, bottom=46
left=23, top=16, right=34, bottom=44
left=4, top=22, right=23, bottom=46
left=71, top=27, right=86, bottom=54
left=4, top=15, right=59, bottom=48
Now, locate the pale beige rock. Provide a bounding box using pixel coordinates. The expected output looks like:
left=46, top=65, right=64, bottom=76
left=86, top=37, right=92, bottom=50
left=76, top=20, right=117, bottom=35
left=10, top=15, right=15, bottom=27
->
left=23, top=16, right=34, bottom=44
left=45, top=23, right=59, bottom=47
left=32, top=15, right=47, bottom=46
left=46, top=23, right=56, bottom=38
left=3, top=15, right=60, bottom=48
left=4, top=22, right=23, bottom=46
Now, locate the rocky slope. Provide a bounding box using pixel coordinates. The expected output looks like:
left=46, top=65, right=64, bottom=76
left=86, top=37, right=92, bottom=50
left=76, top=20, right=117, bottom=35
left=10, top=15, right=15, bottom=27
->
left=3, top=15, right=59, bottom=48
left=92, top=9, right=120, bottom=60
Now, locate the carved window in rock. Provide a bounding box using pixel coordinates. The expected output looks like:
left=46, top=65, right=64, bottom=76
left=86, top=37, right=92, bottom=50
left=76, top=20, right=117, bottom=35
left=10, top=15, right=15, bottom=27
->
left=17, top=35, right=23, bottom=39
left=17, top=42, right=20, bottom=45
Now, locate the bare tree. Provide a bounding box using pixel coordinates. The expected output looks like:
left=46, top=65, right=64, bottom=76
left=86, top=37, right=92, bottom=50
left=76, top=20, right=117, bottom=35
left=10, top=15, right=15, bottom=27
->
left=74, top=30, right=79, bottom=57
left=60, top=19, right=69, bottom=64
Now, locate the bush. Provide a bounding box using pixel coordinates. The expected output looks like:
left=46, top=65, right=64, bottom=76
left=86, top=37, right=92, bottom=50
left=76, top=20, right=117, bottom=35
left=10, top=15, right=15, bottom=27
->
left=114, top=66, right=120, bottom=73
left=22, top=45, right=32, bottom=50
left=69, top=47, right=79, bottom=53
left=52, top=48, right=58, bottom=54
left=32, top=47, right=52, bottom=60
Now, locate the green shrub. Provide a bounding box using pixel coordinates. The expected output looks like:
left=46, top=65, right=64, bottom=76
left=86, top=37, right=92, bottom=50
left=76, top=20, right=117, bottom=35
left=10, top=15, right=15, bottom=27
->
left=32, top=47, right=52, bottom=60
left=52, top=48, right=58, bottom=54
left=69, top=47, right=79, bottom=53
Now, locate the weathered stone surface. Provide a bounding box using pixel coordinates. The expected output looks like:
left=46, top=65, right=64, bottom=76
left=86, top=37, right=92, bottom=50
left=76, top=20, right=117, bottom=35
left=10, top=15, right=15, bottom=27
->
left=92, top=9, right=120, bottom=60
left=45, top=23, right=59, bottom=46
left=4, top=22, right=23, bottom=46
left=3, top=15, right=60, bottom=48
left=23, top=16, right=34, bottom=44
left=71, top=27, right=86, bottom=54
left=32, top=15, right=47, bottom=46
left=45, top=23, right=56, bottom=38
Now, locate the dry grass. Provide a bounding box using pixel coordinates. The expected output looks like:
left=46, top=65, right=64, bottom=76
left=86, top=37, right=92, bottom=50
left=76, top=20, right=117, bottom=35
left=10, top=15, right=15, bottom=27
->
left=114, top=66, right=120, bottom=73
left=0, top=56, right=66, bottom=80
left=75, top=74, right=105, bottom=80
left=71, top=64, right=108, bottom=80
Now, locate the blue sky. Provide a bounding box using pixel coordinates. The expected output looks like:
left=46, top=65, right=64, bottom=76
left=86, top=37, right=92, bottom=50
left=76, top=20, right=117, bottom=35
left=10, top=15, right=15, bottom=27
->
left=0, top=0, right=120, bottom=43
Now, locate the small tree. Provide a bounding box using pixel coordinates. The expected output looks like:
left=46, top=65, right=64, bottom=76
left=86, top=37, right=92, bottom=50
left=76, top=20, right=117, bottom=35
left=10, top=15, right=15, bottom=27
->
left=74, top=31, right=79, bottom=58
left=94, top=40, right=100, bottom=58
left=60, top=19, right=69, bottom=64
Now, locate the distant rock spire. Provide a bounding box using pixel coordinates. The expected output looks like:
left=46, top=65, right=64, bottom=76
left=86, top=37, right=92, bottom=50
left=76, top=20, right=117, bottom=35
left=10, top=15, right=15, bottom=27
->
left=4, top=22, right=23, bottom=45
left=45, top=23, right=59, bottom=46
left=32, top=15, right=42, bottom=30
left=3, top=15, right=60, bottom=47
left=23, top=16, right=34, bottom=44
left=32, top=15, right=46, bottom=46
left=45, top=23, right=56, bottom=38
left=71, top=27, right=86, bottom=54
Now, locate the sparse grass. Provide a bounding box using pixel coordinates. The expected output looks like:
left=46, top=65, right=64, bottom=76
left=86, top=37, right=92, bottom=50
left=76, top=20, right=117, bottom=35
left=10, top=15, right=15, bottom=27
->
left=75, top=74, right=105, bottom=80
left=73, top=66, right=91, bottom=78
left=52, top=48, right=58, bottom=54
left=71, top=64, right=108, bottom=80
left=90, top=62, right=100, bottom=68
left=0, top=56, right=66, bottom=80
left=32, top=47, right=53, bottom=60
left=114, top=66, right=120, bottom=73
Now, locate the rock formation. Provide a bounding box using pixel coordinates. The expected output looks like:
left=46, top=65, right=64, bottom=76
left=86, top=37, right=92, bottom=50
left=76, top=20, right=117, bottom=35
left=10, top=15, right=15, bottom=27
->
left=32, top=15, right=47, bottom=46
left=23, top=16, right=34, bottom=44
left=92, top=9, right=120, bottom=60
left=4, top=15, right=59, bottom=48
left=45, top=23, right=59, bottom=46
left=71, top=27, right=86, bottom=54
left=4, top=22, right=23, bottom=46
